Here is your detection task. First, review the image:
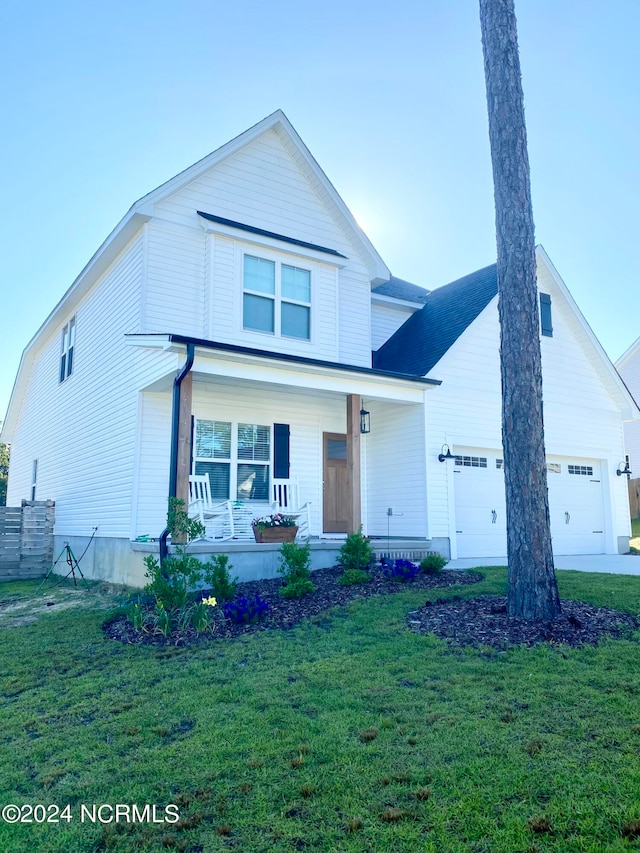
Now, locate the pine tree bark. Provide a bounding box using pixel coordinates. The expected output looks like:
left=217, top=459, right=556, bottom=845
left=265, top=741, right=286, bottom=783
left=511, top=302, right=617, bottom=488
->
left=479, top=0, right=561, bottom=619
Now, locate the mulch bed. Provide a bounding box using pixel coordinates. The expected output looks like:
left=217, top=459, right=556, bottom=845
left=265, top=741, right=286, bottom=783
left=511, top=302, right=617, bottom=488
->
left=407, top=595, right=639, bottom=649
left=103, top=566, right=482, bottom=647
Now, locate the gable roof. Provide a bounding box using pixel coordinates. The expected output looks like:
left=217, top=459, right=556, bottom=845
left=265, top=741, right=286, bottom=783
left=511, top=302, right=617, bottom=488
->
left=373, top=264, right=498, bottom=375
left=2, top=111, right=391, bottom=440
left=372, top=276, right=429, bottom=304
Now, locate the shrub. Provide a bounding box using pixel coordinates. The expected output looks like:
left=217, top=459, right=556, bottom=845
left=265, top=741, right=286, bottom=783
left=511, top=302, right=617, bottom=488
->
left=338, top=527, right=373, bottom=572
left=420, top=553, right=448, bottom=574
left=381, top=558, right=419, bottom=583
left=280, top=579, right=316, bottom=599
left=131, top=498, right=215, bottom=636
left=339, top=569, right=372, bottom=587
left=278, top=540, right=315, bottom=598
left=203, top=554, right=237, bottom=602
left=222, top=595, right=270, bottom=625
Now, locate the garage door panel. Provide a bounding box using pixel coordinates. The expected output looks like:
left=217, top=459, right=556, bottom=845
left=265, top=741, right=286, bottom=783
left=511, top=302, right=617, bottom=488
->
left=453, top=451, right=605, bottom=558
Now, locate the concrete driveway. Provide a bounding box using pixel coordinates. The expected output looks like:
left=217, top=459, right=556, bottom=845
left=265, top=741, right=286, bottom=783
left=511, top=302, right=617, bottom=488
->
left=447, top=554, right=640, bottom=575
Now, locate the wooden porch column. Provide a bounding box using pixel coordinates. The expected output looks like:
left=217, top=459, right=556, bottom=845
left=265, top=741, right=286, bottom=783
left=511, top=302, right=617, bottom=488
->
left=346, top=394, right=362, bottom=533
left=175, top=371, right=193, bottom=517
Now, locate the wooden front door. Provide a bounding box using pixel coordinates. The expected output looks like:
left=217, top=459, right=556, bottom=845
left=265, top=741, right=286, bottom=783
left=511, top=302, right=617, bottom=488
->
left=323, top=432, right=350, bottom=533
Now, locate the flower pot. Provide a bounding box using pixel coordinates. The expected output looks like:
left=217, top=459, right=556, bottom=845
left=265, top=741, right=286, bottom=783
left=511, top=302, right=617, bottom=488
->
left=252, top=525, right=298, bottom=543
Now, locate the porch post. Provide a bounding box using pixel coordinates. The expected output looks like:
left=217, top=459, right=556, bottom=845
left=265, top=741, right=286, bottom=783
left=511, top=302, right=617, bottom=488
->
left=346, top=394, right=362, bottom=533
left=175, top=371, right=193, bottom=529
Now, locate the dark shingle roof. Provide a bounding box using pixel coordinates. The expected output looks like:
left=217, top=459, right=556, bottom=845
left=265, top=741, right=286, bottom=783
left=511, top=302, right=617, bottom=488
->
left=372, top=276, right=429, bottom=304
left=373, top=264, right=498, bottom=376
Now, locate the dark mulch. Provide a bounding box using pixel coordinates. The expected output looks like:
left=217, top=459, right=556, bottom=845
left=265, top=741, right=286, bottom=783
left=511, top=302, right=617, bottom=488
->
left=408, top=594, right=639, bottom=649
left=103, top=566, right=482, bottom=646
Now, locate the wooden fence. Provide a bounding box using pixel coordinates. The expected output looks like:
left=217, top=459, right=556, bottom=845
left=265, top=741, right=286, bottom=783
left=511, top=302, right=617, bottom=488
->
left=0, top=500, right=55, bottom=580
left=629, top=478, right=640, bottom=521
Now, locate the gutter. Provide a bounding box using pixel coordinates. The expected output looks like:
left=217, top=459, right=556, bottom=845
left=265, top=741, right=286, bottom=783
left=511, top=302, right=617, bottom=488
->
left=159, top=342, right=195, bottom=566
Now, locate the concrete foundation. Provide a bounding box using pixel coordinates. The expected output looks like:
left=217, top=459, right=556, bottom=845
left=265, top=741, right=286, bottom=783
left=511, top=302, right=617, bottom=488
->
left=51, top=535, right=442, bottom=588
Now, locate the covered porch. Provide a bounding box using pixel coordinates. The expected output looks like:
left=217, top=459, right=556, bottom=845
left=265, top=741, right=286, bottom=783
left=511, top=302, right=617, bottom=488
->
left=129, top=335, right=439, bottom=552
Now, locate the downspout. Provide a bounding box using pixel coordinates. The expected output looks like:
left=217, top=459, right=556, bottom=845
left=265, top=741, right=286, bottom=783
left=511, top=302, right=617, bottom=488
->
left=159, top=342, right=195, bottom=566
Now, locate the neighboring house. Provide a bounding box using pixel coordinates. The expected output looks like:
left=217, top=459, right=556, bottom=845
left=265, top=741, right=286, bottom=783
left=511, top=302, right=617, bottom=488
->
left=2, top=111, right=637, bottom=585
left=616, top=338, right=640, bottom=490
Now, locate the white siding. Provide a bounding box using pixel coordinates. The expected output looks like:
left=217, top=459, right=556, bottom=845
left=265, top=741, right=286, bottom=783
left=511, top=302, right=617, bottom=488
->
left=365, top=401, right=427, bottom=538
left=371, top=303, right=416, bottom=350
left=144, top=221, right=206, bottom=337
left=338, top=270, right=371, bottom=366
left=150, top=129, right=372, bottom=366
left=425, top=286, right=630, bottom=553
left=6, top=235, right=178, bottom=538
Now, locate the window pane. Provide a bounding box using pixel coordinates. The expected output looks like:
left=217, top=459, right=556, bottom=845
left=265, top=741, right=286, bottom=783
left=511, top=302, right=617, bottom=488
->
left=244, top=256, right=275, bottom=294
left=327, top=439, right=347, bottom=460
left=238, top=424, right=270, bottom=461
left=195, top=420, right=231, bottom=459
left=281, top=265, right=310, bottom=303
left=237, top=463, right=269, bottom=501
left=244, top=293, right=274, bottom=333
left=195, top=461, right=230, bottom=500
left=59, top=353, right=66, bottom=384
left=281, top=302, right=310, bottom=339
left=66, top=346, right=74, bottom=377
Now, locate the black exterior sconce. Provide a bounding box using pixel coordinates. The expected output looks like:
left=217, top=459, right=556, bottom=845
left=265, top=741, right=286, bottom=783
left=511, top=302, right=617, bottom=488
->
left=438, top=443, right=455, bottom=462
left=616, top=460, right=632, bottom=478
left=360, top=409, right=371, bottom=434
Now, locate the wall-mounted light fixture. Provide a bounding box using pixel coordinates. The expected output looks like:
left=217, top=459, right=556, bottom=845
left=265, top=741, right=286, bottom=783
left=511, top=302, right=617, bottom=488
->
left=360, top=409, right=371, bottom=434
left=616, top=460, right=632, bottom=478
left=438, top=443, right=455, bottom=462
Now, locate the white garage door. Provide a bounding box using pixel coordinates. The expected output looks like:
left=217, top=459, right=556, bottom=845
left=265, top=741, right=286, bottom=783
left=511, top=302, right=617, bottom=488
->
left=453, top=450, right=507, bottom=559
left=453, top=450, right=606, bottom=558
left=547, top=457, right=605, bottom=555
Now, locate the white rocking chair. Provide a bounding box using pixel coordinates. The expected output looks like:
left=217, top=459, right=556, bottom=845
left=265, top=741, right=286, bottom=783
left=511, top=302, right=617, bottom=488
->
left=272, top=478, right=311, bottom=538
left=188, top=474, right=234, bottom=541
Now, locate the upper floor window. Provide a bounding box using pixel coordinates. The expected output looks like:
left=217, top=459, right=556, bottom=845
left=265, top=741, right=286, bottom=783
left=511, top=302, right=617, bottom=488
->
left=59, top=316, right=76, bottom=383
left=243, top=255, right=311, bottom=340
left=540, top=293, right=553, bottom=337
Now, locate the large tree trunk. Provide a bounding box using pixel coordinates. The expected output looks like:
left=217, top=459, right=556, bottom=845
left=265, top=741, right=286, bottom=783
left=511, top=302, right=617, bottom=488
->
left=479, top=0, right=561, bottom=620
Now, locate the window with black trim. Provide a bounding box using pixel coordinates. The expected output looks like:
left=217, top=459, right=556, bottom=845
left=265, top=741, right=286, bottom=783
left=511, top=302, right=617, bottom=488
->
left=243, top=255, right=311, bottom=340
left=540, top=293, right=553, bottom=337
left=59, top=316, right=76, bottom=382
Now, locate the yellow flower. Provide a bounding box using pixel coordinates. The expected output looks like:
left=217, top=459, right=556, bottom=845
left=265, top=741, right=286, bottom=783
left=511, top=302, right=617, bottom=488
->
left=202, top=596, right=217, bottom=607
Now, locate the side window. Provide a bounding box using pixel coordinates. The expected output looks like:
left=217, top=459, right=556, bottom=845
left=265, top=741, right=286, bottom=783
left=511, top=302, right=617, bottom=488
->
left=540, top=293, right=553, bottom=337
left=59, top=316, right=76, bottom=382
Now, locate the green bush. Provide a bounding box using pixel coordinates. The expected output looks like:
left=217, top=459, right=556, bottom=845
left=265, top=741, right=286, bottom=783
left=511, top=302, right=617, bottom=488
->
left=203, top=554, right=237, bottom=602
left=280, top=578, right=316, bottom=599
left=278, top=541, right=315, bottom=598
left=133, top=498, right=216, bottom=636
left=339, top=569, right=372, bottom=586
left=419, top=553, right=448, bottom=574
left=338, top=526, right=373, bottom=572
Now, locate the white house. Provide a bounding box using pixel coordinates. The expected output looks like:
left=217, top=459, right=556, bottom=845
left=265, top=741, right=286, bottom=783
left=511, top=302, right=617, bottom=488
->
left=616, top=339, right=640, bottom=488
left=2, top=111, right=636, bottom=585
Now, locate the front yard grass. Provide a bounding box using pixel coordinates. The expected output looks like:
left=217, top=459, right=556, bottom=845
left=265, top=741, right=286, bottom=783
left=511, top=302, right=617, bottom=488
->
left=1, top=567, right=640, bottom=852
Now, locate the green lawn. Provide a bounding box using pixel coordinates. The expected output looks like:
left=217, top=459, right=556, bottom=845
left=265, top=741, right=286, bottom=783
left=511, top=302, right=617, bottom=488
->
left=1, top=568, right=640, bottom=852
left=632, top=517, right=640, bottom=538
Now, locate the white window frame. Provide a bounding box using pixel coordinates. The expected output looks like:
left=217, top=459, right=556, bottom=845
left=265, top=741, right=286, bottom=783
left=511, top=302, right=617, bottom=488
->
left=241, top=249, right=313, bottom=342
left=193, top=419, right=272, bottom=502
left=31, top=459, right=38, bottom=501
left=59, top=316, right=76, bottom=383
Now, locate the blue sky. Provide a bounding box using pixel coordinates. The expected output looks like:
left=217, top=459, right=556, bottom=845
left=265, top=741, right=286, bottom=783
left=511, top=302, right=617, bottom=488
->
left=1, top=0, right=638, bottom=421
